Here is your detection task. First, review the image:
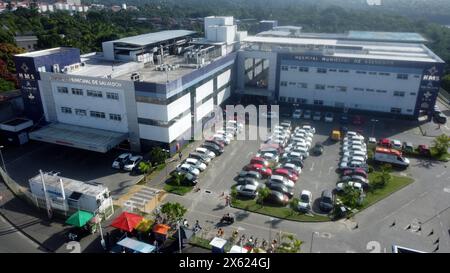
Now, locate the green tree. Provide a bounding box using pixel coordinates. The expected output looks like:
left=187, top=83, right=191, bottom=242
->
left=160, top=202, right=187, bottom=226
left=289, top=197, right=300, bottom=212
left=148, top=147, right=169, bottom=165
left=138, top=161, right=152, bottom=181
left=432, top=134, right=450, bottom=156
left=256, top=187, right=270, bottom=205
left=276, top=233, right=303, bottom=253
left=372, top=164, right=392, bottom=190
left=340, top=185, right=362, bottom=209
left=171, top=172, right=185, bottom=186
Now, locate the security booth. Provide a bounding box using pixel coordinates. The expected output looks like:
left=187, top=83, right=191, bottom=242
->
left=0, top=118, right=33, bottom=146
left=209, top=237, right=227, bottom=253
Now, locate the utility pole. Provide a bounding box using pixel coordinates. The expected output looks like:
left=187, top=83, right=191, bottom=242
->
left=0, top=146, right=7, bottom=175
left=39, top=170, right=52, bottom=219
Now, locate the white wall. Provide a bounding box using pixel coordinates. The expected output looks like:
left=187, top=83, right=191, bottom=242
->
left=139, top=124, right=169, bottom=142
left=195, top=80, right=213, bottom=103
left=217, top=86, right=231, bottom=105
left=51, top=81, right=129, bottom=132
left=279, top=66, right=422, bottom=114
left=217, top=69, right=231, bottom=89
left=168, top=114, right=191, bottom=142
left=196, top=98, right=214, bottom=122
left=137, top=93, right=190, bottom=122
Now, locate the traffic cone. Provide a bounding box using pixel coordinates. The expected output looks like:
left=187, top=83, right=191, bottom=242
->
left=434, top=238, right=439, bottom=245
left=428, top=229, right=434, bottom=236
left=389, top=221, right=396, bottom=227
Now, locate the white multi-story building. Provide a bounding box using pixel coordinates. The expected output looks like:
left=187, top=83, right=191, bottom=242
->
left=14, top=17, right=445, bottom=154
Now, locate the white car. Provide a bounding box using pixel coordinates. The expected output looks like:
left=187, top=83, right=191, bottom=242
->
left=196, top=147, right=216, bottom=159
left=292, top=109, right=303, bottom=119
left=343, top=139, right=366, bottom=147
left=302, top=125, right=316, bottom=134
left=342, top=144, right=367, bottom=153
left=287, top=147, right=309, bottom=158
left=294, top=128, right=313, bottom=138
left=336, top=181, right=363, bottom=193
left=123, top=155, right=143, bottom=171
left=282, top=163, right=302, bottom=174
left=339, top=160, right=366, bottom=170
left=340, top=156, right=365, bottom=164
left=112, top=153, right=132, bottom=169
left=270, top=175, right=295, bottom=189
left=342, top=150, right=368, bottom=160
left=346, top=131, right=362, bottom=137
left=303, top=110, right=312, bottom=119
left=391, top=139, right=402, bottom=150
left=298, top=190, right=312, bottom=212
left=185, top=158, right=207, bottom=172
left=216, top=129, right=233, bottom=139
left=344, top=135, right=365, bottom=142
left=283, top=151, right=304, bottom=160
left=227, top=120, right=243, bottom=130
left=213, top=134, right=230, bottom=145
left=285, top=142, right=309, bottom=153
left=236, top=184, right=258, bottom=198
left=177, top=164, right=200, bottom=176
left=262, top=152, right=279, bottom=163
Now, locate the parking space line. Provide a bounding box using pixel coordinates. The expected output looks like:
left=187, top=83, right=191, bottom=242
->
left=310, top=162, right=315, bottom=172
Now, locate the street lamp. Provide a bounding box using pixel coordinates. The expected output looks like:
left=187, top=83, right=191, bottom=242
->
left=177, top=220, right=182, bottom=253
left=0, top=145, right=7, bottom=175
left=268, top=217, right=274, bottom=245
left=370, top=119, right=379, bottom=138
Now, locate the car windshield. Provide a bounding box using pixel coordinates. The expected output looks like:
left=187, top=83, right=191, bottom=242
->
left=322, top=197, right=332, bottom=203
left=300, top=194, right=309, bottom=202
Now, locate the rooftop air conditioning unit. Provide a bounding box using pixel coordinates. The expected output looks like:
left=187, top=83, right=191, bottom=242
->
left=131, top=72, right=140, bottom=81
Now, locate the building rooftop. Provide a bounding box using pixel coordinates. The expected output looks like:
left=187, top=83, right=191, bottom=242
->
left=70, top=54, right=198, bottom=83
left=110, top=30, right=196, bottom=47
left=16, top=47, right=74, bottom=58
left=14, top=35, right=38, bottom=42
left=29, top=172, right=108, bottom=197
left=243, top=36, right=443, bottom=63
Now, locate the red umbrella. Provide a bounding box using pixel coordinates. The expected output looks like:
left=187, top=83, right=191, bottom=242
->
left=110, top=212, right=143, bottom=232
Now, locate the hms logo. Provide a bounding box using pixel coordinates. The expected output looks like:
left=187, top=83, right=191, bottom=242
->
left=423, top=66, right=440, bottom=81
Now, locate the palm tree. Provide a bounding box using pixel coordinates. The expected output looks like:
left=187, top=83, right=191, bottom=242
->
left=432, top=134, right=450, bottom=156
left=138, top=161, right=152, bottom=182
left=160, top=202, right=187, bottom=226
left=277, top=233, right=303, bottom=253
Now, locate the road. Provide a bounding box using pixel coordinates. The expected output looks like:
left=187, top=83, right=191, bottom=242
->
left=0, top=214, right=46, bottom=253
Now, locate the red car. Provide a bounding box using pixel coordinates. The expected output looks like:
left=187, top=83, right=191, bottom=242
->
left=378, top=138, right=391, bottom=148
left=274, top=168, right=299, bottom=182
left=205, top=138, right=225, bottom=148
left=352, top=115, right=364, bottom=125
left=418, top=144, right=431, bottom=157
left=342, top=168, right=368, bottom=179
left=250, top=157, right=269, bottom=167
left=244, top=163, right=272, bottom=178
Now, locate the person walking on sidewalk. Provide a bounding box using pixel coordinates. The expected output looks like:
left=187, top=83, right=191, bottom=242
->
left=179, top=152, right=183, bottom=161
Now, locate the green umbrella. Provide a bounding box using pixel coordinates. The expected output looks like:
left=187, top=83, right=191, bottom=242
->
left=65, top=210, right=94, bottom=228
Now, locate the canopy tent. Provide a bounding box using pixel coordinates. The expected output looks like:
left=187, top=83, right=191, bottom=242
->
left=209, top=237, right=227, bottom=253
left=65, top=210, right=94, bottom=228
left=116, top=237, right=156, bottom=253
left=111, top=212, right=143, bottom=232
left=229, top=245, right=248, bottom=253
left=135, top=219, right=154, bottom=233
left=152, top=224, right=170, bottom=236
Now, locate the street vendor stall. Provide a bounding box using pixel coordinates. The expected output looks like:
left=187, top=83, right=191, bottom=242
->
left=113, top=237, right=156, bottom=253
left=209, top=237, right=227, bottom=253
left=65, top=210, right=96, bottom=241
left=229, top=245, right=248, bottom=253
left=110, top=212, right=143, bottom=233
left=152, top=224, right=170, bottom=243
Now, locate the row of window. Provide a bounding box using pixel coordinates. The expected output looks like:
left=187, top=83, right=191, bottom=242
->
left=57, top=87, right=120, bottom=100
left=278, top=97, right=413, bottom=113
left=60, top=107, right=122, bottom=121
left=280, top=65, right=420, bottom=79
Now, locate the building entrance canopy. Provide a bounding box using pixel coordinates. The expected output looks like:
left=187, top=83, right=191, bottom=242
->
left=29, top=123, right=128, bottom=153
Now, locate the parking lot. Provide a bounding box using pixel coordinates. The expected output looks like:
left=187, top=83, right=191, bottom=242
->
left=2, top=142, right=143, bottom=198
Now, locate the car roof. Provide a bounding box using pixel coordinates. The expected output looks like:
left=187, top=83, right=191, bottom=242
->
left=129, top=155, right=142, bottom=160
left=118, top=153, right=132, bottom=158
left=242, top=184, right=258, bottom=190
left=321, top=190, right=333, bottom=197
left=271, top=175, right=285, bottom=180
left=301, top=190, right=312, bottom=195
left=186, top=158, right=198, bottom=162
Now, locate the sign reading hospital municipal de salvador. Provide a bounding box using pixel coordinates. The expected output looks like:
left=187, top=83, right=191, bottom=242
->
left=50, top=75, right=123, bottom=88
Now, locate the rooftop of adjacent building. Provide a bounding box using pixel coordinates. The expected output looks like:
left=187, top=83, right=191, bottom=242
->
left=244, top=34, right=444, bottom=63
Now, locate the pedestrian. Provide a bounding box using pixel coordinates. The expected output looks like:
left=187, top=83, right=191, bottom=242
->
left=225, top=195, right=230, bottom=206
left=179, top=152, right=182, bottom=161
left=183, top=218, right=189, bottom=228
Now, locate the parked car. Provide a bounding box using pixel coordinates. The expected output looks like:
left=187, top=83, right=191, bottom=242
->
left=433, top=112, right=447, bottom=124
left=195, top=147, right=216, bottom=159
left=176, top=164, right=200, bottom=177
left=216, top=129, right=233, bottom=139
left=268, top=175, right=295, bottom=189
left=342, top=168, right=368, bottom=178
left=261, top=152, right=279, bottom=163
left=319, top=190, right=334, bottom=212
left=378, top=138, right=391, bottom=148
left=292, top=109, right=303, bottom=119
left=237, top=177, right=260, bottom=188
left=238, top=170, right=262, bottom=180
left=265, top=190, right=289, bottom=206
left=336, top=181, right=363, bottom=193
left=250, top=156, right=270, bottom=167
left=313, top=111, right=322, bottom=121
left=339, top=161, right=368, bottom=171
left=342, top=144, right=367, bottom=153
left=303, top=110, right=312, bottom=119
left=391, top=139, right=402, bottom=150
left=312, top=143, right=324, bottom=155
left=282, top=158, right=304, bottom=169
left=112, top=153, right=132, bottom=169
left=236, top=184, right=258, bottom=198
left=342, top=150, right=367, bottom=160
left=281, top=163, right=302, bottom=175
left=274, top=168, right=299, bottom=182
left=201, top=143, right=224, bottom=156
left=302, top=125, right=316, bottom=134
left=205, top=138, right=225, bottom=149
left=189, top=152, right=211, bottom=165
left=324, top=112, right=334, bottom=122
left=244, top=163, right=272, bottom=178
left=123, top=156, right=143, bottom=171
left=184, top=158, right=207, bottom=172
left=298, top=190, right=312, bottom=212
left=402, top=142, right=414, bottom=153
left=267, top=183, right=294, bottom=198
left=213, top=134, right=230, bottom=145
left=418, top=144, right=431, bottom=157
